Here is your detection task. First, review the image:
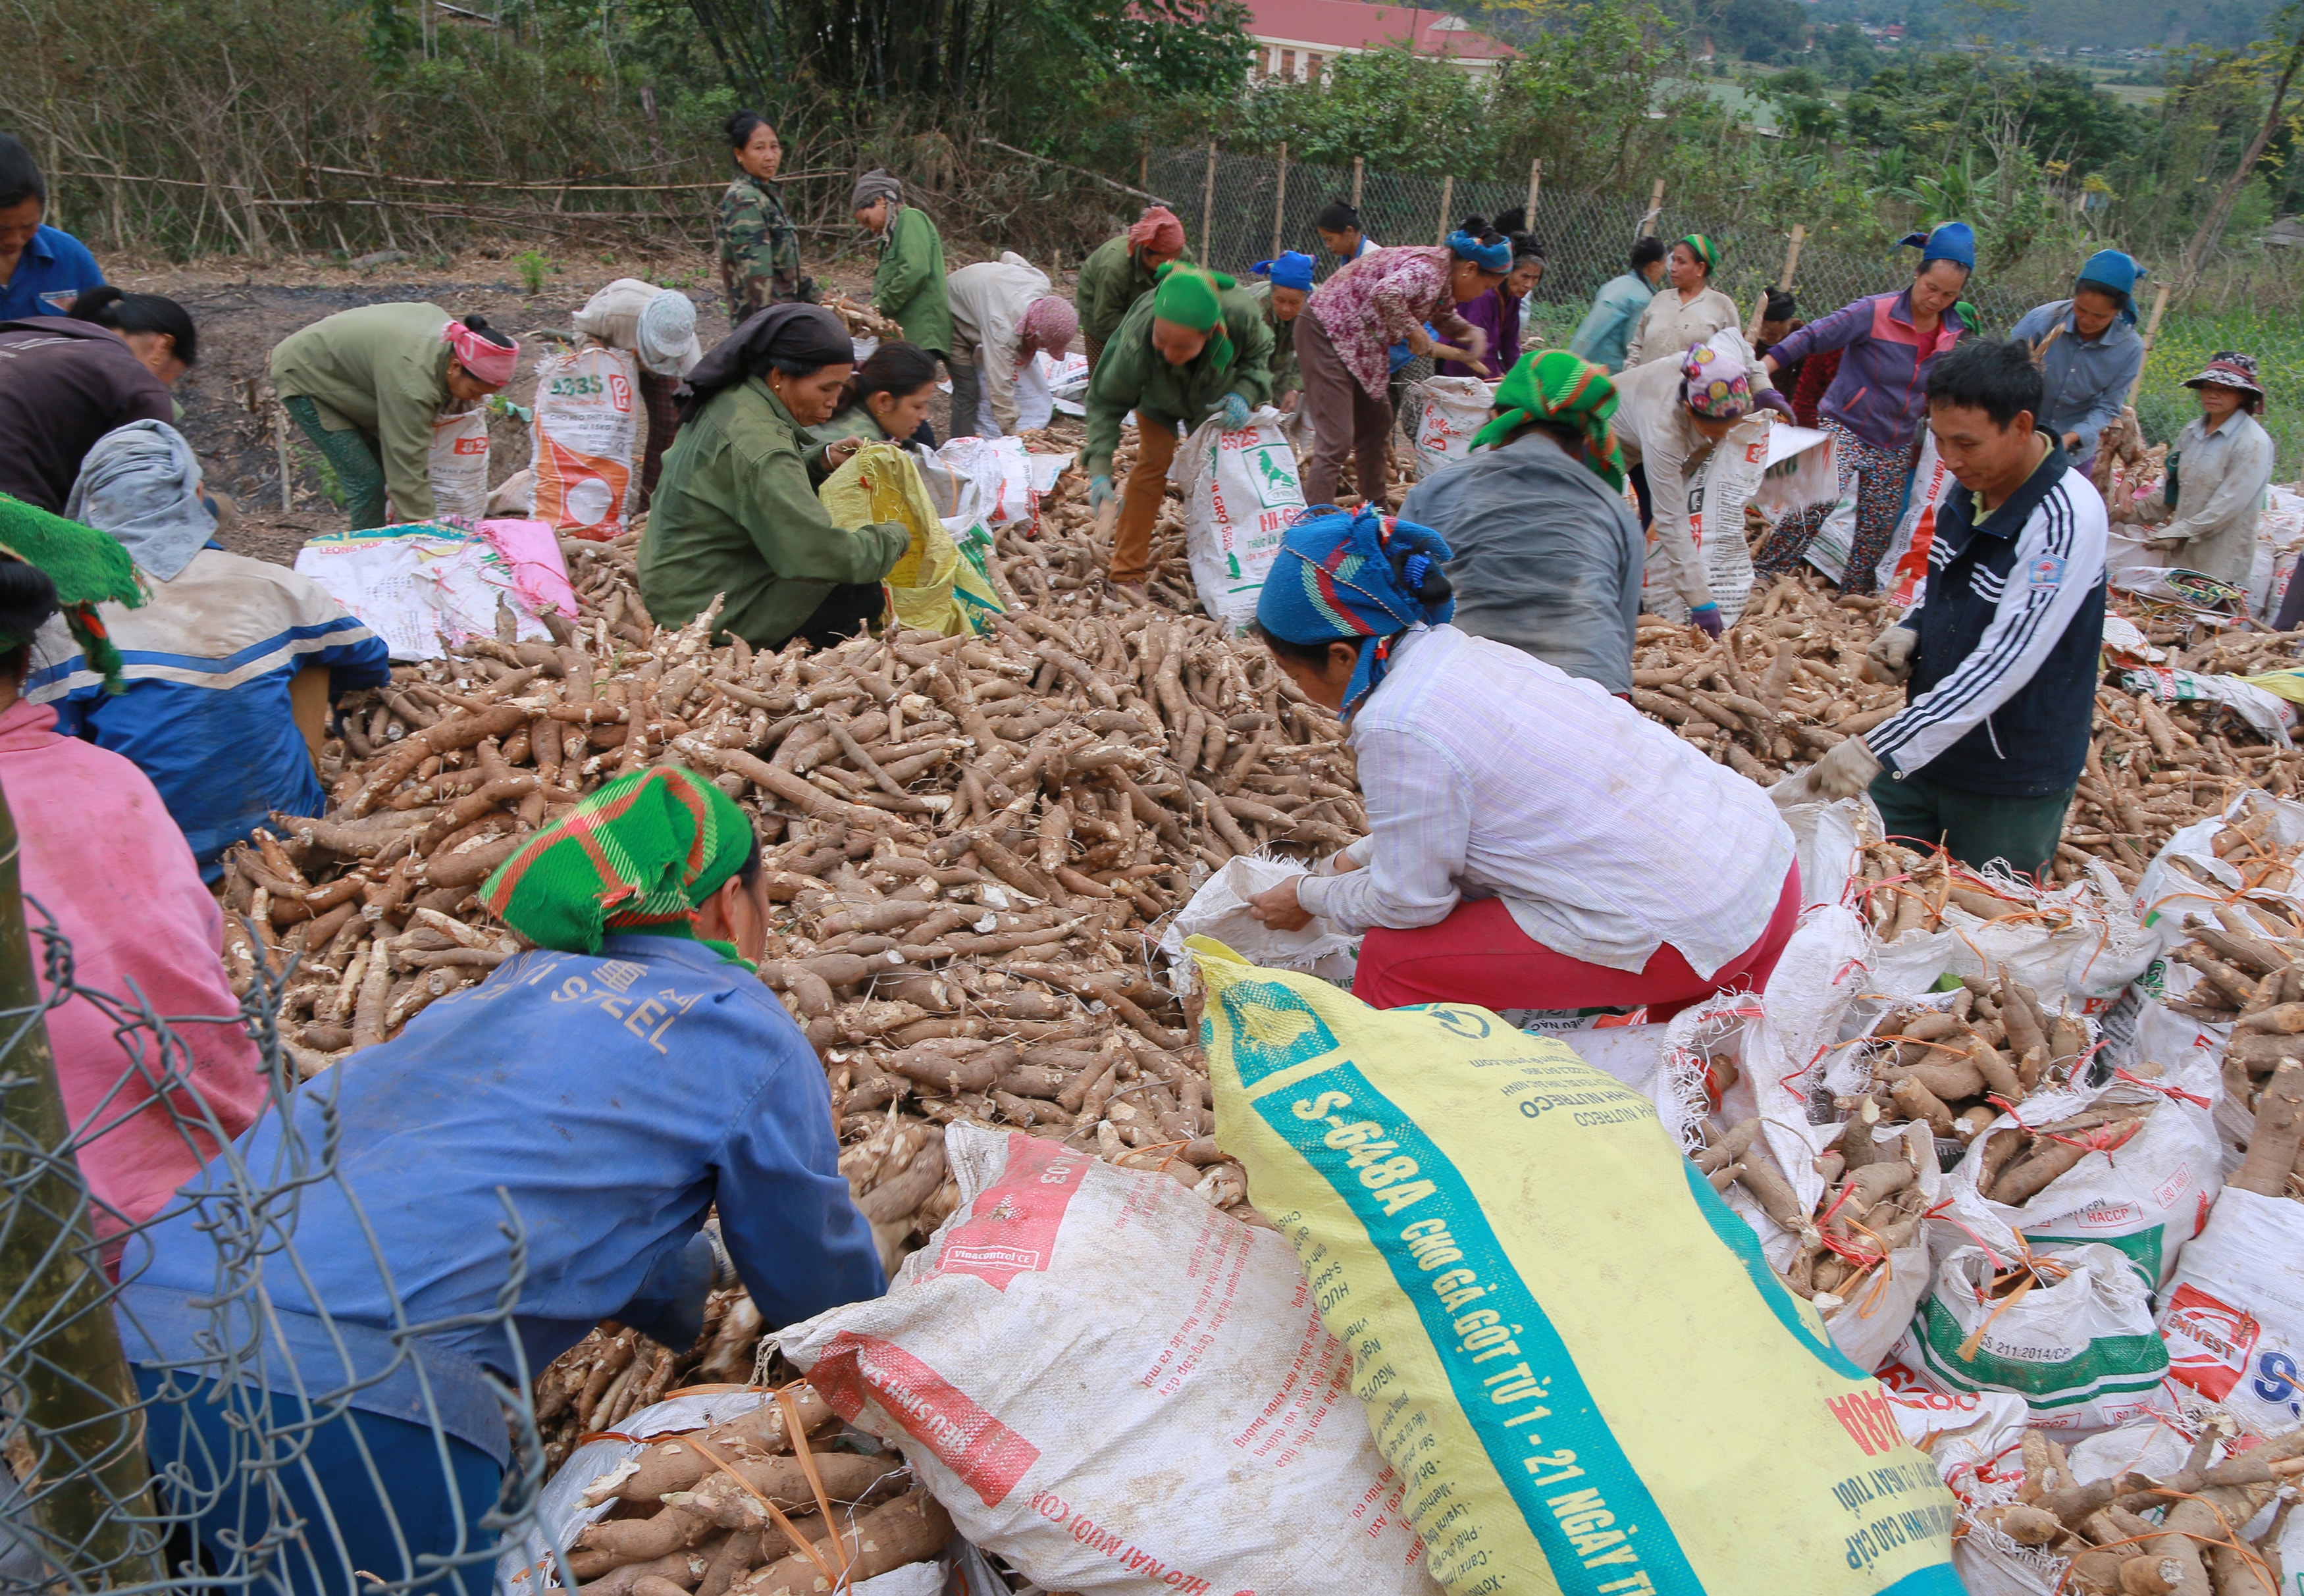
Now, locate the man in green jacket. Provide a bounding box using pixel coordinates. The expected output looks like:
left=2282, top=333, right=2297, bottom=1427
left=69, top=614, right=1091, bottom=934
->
left=271, top=303, right=516, bottom=528
left=641, top=304, right=910, bottom=650
left=1084, top=265, right=1274, bottom=591
left=852, top=172, right=950, bottom=413
left=1077, top=206, right=1188, bottom=373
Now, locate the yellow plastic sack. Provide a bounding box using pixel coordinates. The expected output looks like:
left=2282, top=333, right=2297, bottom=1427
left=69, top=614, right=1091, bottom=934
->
left=818, top=443, right=1003, bottom=637
left=1191, top=938, right=1962, bottom=1596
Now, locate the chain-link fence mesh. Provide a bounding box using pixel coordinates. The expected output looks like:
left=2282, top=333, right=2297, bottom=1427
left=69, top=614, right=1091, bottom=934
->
left=1147, top=146, right=2304, bottom=477
left=1, top=801, right=550, bottom=1596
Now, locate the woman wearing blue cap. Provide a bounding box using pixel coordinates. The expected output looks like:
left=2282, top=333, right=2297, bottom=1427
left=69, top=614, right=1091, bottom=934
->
left=1438, top=208, right=1542, bottom=381
left=1758, top=220, right=1973, bottom=594
left=2008, top=251, right=2147, bottom=474
left=1248, top=249, right=1315, bottom=410
left=1242, top=504, right=1800, bottom=1018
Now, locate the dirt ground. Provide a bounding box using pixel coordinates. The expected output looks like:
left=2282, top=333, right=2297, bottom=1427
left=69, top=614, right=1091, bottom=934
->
left=107, top=242, right=893, bottom=567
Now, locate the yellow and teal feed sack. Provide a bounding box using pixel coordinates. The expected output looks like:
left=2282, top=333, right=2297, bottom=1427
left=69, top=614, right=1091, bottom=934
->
left=1191, top=939, right=1961, bottom=1596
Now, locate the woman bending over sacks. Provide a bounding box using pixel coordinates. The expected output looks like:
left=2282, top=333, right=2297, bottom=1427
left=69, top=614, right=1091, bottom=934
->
left=1245, top=507, right=1801, bottom=1019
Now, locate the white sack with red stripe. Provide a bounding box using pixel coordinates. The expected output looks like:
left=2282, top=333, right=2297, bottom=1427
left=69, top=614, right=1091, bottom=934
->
left=774, top=1123, right=1440, bottom=1596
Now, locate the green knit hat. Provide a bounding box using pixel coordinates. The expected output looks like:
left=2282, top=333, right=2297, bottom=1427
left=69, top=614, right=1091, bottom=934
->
left=481, top=766, right=756, bottom=958
left=1151, top=262, right=1234, bottom=332
left=0, top=495, right=145, bottom=692
left=1679, top=234, right=1719, bottom=272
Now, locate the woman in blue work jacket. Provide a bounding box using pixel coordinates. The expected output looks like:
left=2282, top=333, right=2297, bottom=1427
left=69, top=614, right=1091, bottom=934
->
left=118, top=767, right=883, bottom=1596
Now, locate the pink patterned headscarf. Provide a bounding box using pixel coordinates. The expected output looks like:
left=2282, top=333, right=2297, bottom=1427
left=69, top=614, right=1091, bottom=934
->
left=1020, top=296, right=1078, bottom=359
left=1126, top=207, right=1186, bottom=255
left=441, top=317, right=519, bottom=387
left=1679, top=334, right=1753, bottom=421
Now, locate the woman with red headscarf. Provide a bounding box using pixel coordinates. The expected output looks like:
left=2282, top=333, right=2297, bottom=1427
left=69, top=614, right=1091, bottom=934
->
left=271, top=303, right=519, bottom=529
left=1076, top=205, right=1189, bottom=372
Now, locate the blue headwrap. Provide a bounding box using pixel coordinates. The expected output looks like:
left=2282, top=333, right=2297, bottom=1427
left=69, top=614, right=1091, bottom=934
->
left=1446, top=230, right=1512, bottom=273
left=1251, top=251, right=1316, bottom=292
left=1898, top=220, right=1976, bottom=270
left=2075, top=248, right=2145, bottom=324
left=1255, top=507, right=1455, bottom=717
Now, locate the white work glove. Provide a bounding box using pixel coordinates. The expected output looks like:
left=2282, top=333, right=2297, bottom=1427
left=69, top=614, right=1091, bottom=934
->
left=1866, top=626, right=1918, bottom=685
left=1808, top=736, right=1883, bottom=801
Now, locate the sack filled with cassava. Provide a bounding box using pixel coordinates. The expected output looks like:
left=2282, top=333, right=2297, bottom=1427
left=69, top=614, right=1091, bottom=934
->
left=1190, top=937, right=1963, bottom=1596
left=774, top=1123, right=1440, bottom=1596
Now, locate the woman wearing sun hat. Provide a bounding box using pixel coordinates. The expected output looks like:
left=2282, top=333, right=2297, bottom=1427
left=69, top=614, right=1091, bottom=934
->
left=1624, top=234, right=1739, bottom=369
left=2118, top=350, right=2274, bottom=588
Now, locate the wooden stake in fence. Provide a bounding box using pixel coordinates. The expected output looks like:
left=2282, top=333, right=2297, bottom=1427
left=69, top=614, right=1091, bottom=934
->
left=1272, top=143, right=1288, bottom=258
left=1748, top=223, right=1808, bottom=340
left=1525, top=157, right=1541, bottom=221
left=2127, top=280, right=2172, bottom=407
left=1638, top=178, right=1665, bottom=239
left=1139, top=150, right=1149, bottom=193
left=1435, top=175, right=1454, bottom=245
left=275, top=406, right=293, bottom=513
left=1351, top=155, right=1364, bottom=211
left=1202, top=142, right=1217, bottom=265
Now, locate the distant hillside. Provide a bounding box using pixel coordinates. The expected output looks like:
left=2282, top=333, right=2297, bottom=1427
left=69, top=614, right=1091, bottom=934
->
left=1804, top=0, right=2278, bottom=53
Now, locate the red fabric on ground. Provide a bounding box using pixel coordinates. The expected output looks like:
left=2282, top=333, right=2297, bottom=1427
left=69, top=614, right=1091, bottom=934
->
left=1351, top=863, right=1803, bottom=1021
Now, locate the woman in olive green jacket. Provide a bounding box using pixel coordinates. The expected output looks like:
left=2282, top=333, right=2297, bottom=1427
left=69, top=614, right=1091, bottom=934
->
left=270, top=304, right=517, bottom=528
left=852, top=171, right=951, bottom=363
left=1076, top=205, right=1188, bottom=373
left=641, top=305, right=910, bottom=651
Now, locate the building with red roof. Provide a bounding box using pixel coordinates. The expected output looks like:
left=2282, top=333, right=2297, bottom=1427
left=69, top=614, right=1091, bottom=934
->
left=1242, top=0, right=1517, bottom=84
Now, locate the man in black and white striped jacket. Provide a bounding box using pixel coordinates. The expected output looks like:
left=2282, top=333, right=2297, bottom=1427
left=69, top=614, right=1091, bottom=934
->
left=1806, top=339, right=2108, bottom=880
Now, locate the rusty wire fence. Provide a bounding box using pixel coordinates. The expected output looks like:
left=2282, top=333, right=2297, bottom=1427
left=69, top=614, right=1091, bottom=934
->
left=1145, top=145, right=2304, bottom=476
left=0, top=785, right=550, bottom=1596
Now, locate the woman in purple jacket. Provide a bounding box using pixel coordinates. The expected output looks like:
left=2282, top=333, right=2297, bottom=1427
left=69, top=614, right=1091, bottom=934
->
left=1757, top=220, right=1973, bottom=594
left=1440, top=210, right=1542, bottom=381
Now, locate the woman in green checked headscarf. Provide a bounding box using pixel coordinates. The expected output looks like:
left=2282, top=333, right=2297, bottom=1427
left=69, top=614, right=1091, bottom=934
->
left=1398, top=353, right=1650, bottom=696
left=1624, top=233, right=1739, bottom=369
left=483, top=763, right=769, bottom=961
left=123, top=765, right=883, bottom=1596
left=1080, top=261, right=1274, bottom=591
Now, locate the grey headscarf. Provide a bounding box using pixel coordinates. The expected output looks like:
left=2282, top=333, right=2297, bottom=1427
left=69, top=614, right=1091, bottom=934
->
left=851, top=168, right=903, bottom=214
left=65, top=419, right=216, bottom=582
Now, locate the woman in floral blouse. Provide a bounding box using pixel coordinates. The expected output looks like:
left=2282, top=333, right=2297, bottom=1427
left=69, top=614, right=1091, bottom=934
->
left=1296, top=220, right=1509, bottom=507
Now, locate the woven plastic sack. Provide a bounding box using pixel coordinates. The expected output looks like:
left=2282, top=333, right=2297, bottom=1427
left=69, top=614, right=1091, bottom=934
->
left=1167, top=408, right=1305, bottom=632
left=773, top=1123, right=1441, bottom=1596
left=820, top=444, right=1001, bottom=638
left=1402, top=376, right=1492, bottom=480
left=1873, top=433, right=1953, bottom=609
left=1889, top=1242, right=2172, bottom=1432
left=1190, top=937, right=1963, bottom=1596
left=2155, top=1188, right=2304, bottom=1433
left=428, top=405, right=491, bottom=520
left=531, top=345, right=641, bottom=540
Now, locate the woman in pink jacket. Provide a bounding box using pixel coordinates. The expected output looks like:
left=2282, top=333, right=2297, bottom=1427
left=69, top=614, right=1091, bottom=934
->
left=1297, top=220, right=1509, bottom=507
left=0, top=496, right=265, bottom=1264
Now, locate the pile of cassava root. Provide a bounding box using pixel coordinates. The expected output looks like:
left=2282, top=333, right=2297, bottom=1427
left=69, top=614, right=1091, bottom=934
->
left=549, top=1383, right=950, bottom=1596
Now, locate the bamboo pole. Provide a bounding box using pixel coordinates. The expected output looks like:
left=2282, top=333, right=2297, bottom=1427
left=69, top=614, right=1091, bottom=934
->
left=276, top=406, right=294, bottom=513
left=0, top=773, right=163, bottom=1582
left=2127, top=280, right=2172, bottom=407
left=1272, top=143, right=1288, bottom=259
left=1638, top=177, right=1665, bottom=238
left=1525, top=157, right=1541, bottom=221
left=1351, top=155, right=1363, bottom=211
left=1435, top=175, right=1454, bottom=245
left=1202, top=142, right=1217, bottom=265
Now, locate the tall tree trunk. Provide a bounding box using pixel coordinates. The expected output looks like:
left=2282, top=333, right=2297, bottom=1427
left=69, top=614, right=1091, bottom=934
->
left=2178, top=7, right=2304, bottom=294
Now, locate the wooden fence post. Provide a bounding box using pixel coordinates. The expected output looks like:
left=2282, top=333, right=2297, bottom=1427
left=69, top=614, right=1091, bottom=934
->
left=2128, top=280, right=2172, bottom=407
left=1435, top=175, right=1454, bottom=245
left=1272, top=143, right=1288, bottom=259
left=1351, top=155, right=1363, bottom=211
left=1526, top=157, right=1541, bottom=221
left=1202, top=142, right=1217, bottom=265
left=1638, top=178, right=1665, bottom=238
